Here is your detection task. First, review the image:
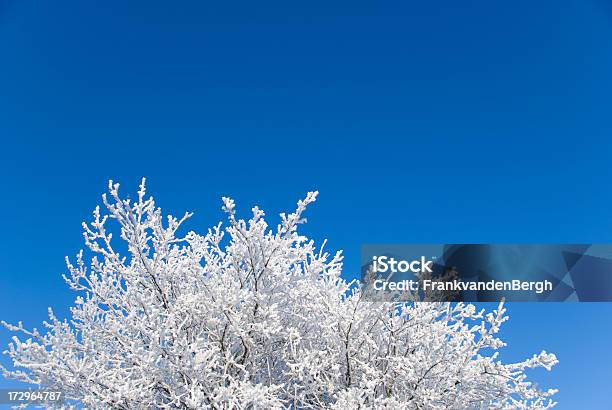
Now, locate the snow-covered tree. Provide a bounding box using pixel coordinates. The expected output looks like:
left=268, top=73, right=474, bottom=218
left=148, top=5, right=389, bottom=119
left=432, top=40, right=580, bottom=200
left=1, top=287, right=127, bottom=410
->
left=2, top=180, right=558, bottom=409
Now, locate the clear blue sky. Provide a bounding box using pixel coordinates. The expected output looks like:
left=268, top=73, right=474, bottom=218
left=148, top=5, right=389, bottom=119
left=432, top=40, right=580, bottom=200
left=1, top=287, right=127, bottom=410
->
left=1, top=1, right=611, bottom=408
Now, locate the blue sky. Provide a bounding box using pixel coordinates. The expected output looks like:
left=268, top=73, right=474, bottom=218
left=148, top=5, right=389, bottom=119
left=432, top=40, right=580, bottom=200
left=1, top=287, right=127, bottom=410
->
left=1, top=0, right=611, bottom=407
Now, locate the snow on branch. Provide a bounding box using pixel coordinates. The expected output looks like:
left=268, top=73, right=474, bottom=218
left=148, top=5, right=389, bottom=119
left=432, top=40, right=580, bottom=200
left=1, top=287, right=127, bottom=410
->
left=2, top=181, right=557, bottom=409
